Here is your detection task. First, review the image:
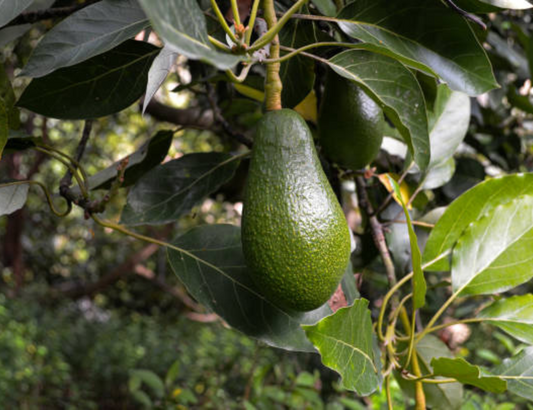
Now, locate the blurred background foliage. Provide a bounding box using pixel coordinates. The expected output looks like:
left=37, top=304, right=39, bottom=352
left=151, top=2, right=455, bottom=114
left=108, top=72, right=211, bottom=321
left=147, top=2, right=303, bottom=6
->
left=2, top=2, right=533, bottom=409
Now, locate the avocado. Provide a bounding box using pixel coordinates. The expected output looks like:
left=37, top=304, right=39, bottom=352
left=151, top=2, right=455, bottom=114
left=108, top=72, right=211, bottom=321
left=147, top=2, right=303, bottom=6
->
left=242, top=109, right=351, bottom=312
left=318, top=70, right=384, bottom=170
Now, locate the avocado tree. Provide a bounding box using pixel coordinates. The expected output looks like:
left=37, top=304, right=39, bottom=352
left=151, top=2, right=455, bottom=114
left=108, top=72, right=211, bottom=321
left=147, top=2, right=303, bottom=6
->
left=2, top=0, right=533, bottom=408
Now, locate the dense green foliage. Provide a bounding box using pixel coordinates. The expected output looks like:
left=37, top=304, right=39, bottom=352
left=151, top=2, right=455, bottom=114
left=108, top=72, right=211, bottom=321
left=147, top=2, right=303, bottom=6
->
left=2, top=0, right=533, bottom=408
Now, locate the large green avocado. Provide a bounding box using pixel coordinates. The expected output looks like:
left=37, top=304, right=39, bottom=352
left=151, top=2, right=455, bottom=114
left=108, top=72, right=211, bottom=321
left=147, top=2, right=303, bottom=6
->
left=318, top=70, right=384, bottom=170
left=242, top=109, right=351, bottom=312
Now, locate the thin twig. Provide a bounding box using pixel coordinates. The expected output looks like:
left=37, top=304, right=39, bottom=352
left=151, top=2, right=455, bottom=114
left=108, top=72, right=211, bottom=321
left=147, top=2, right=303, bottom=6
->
left=442, top=0, right=487, bottom=30
left=59, top=120, right=93, bottom=204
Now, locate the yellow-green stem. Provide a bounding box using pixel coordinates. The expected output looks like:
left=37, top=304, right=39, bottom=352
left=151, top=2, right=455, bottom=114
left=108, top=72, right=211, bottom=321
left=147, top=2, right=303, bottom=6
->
left=400, top=309, right=426, bottom=410
left=245, top=0, right=261, bottom=45
left=263, top=0, right=282, bottom=110
left=210, top=0, right=239, bottom=44
left=230, top=0, right=241, bottom=27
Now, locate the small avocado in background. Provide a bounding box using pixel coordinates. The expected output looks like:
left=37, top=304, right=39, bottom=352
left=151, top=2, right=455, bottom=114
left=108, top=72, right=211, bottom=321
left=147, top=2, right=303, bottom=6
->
left=242, top=109, right=351, bottom=312
left=318, top=70, right=384, bottom=170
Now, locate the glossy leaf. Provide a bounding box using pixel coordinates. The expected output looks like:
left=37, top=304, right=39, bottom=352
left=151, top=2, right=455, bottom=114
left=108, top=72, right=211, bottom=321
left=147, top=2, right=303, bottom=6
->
left=427, top=85, right=470, bottom=168
left=388, top=177, right=426, bottom=309
left=302, top=300, right=381, bottom=395
left=396, top=335, right=463, bottom=410
left=423, top=158, right=455, bottom=190
left=337, top=0, right=498, bottom=96
left=0, top=24, right=31, bottom=48
left=142, top=46, right=178, bottom=114
left=17, top=40, right=159, bottom=120
left=167, top=224, right=333, bottom=352
left=0, top=183, right=29, bottom=216
left=120, top=152, right=240, bottom=226
left=478, top=294, right=533, bottom=345
left=279, top=13, right=316, bottom=108
left=0, top=0, right=33, bottom=28
left=21, top=0, right=149, bottom=78
left=423, top=174, right=533, bottom=271
left=137, top=0, right=243, bottom=70
left=86, top=130, right=173, bottom=191
left=431, top=357, right=507, bottom=393
left=310, top=0, right=336, bottom=17
left=494, top=347, right=533, bottom=401
left=328, top=50, right=430, bottom=170
left=452, top=194, right=533, bottom=296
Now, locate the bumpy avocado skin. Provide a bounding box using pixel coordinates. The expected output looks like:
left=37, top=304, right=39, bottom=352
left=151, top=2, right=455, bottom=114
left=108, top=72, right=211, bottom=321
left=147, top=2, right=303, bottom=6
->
left=318, top=70, right=384, bottom=170
left=242, top=109, right=351, bottom=312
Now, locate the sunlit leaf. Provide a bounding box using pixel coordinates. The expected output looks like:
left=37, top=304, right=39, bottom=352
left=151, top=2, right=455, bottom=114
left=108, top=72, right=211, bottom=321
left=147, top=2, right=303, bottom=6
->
left=302, top=300, right=381, bottom=395
left=494, top=347, right=533, bottom=401
left=431, top=357, right=507, bottom=393
left=452, top=194, right=533, bottom=296
left=423, top=174, right=533, bottom=271
left=478, top=294, right=533, bottom=345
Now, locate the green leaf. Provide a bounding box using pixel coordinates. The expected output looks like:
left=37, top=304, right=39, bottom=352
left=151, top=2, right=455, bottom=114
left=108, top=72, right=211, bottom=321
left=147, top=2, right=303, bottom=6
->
left=0, top=183, right=29, bottom=216
left=431, top=357, right=507, bottom=393
left=396, top=335, right=463, bottom=410
left=327, top=50, right=430, bottom=170
left=0, top=98, right=7, bottom=158
left=427, top=85, right=470, bottom=169
left=20, top=0, right=150, bottom=78
left=494, top=347, right=533, bottom=401
left=452, top=194, right=533, bottom=296
left=17, top=40, right=159, bottom=120
left=388, top=177, right=426, bottom=309
left=279, top=10, right=316, bottom=108
left=137, top=0, right=243, bottom=70
left=478, top=295, right=533, bottom=345
left=302, top=300, right=381, bottom=395
left=130, top=369, right=165, bottom=398
left=167, top=224, right=334, bottom=352
left=131, top=390, right=152, bottom=407
left=423, top=158, right=456, bottom=190
left=120, top=152, right=240, bottom=226
left=85, top=130, right=173, bottom=191
left=3, top=130, right=41, bottom=154
left=142, top=45, right=179, bottom=114
left=165, top=360, right=180, bottom=387
left=336, top=0, right=498, bottom=96
left=0, top=0, right=33, bottom=28
left=422, top=174, right=533, bottom=271
left=310, top=0, right=337, bottom=17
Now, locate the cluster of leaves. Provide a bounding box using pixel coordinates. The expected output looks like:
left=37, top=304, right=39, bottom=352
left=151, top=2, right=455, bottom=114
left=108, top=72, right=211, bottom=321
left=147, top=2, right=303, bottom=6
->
left=2, top=0, right=533, bottom=408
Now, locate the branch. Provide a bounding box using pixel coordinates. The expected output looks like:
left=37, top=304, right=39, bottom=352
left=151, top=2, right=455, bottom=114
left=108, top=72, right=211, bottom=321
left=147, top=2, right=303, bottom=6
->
left=144, top=99, right=214, bottom=129
left=442, top=0, right=487, bottom=30
left=6, top=0, right=100, bottom=27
